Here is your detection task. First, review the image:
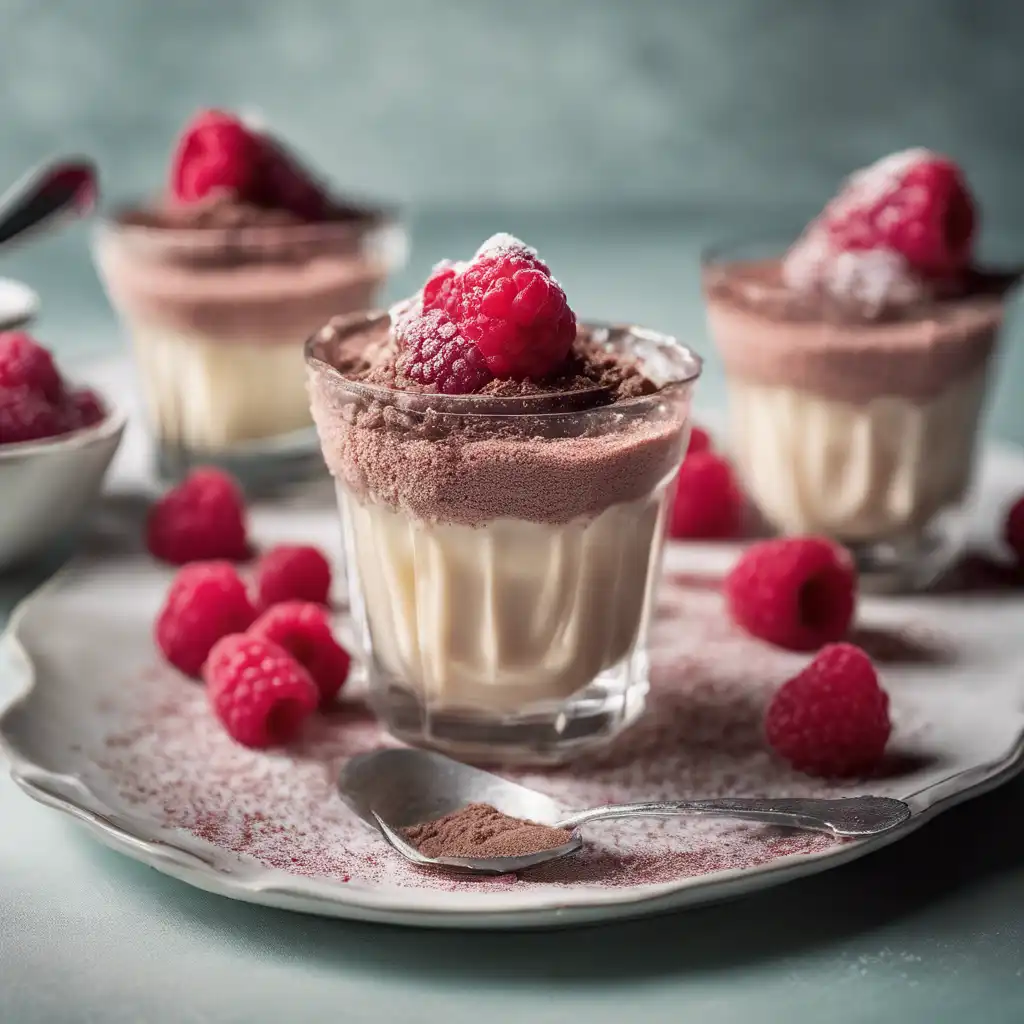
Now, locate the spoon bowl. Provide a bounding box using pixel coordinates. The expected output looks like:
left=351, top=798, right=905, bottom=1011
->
left=339, top=748, right=913, bottom=876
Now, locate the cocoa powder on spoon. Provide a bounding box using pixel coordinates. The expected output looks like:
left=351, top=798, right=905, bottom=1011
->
left=403, top=803, right=573, bottom=859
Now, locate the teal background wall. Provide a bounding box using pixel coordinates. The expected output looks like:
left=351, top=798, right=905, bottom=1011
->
left=1, top=0, right=1023, bottom=436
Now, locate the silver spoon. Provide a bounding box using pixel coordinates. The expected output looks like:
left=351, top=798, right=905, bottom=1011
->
left=0, top=158, right=98, bottom=249
left=338, top=748, right=912, bottom=876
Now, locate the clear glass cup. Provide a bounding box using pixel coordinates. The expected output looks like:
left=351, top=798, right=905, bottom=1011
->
left=93, top=209, right=407, bottom=492
left=306, top=312, right=702, bottom=764
left=702, top=235, right=1019, bottom=591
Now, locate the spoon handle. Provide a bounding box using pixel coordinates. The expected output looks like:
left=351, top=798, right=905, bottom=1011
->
left=0, top=159, right=97, bottom=248
left=555, top=795, right=910, bottom=838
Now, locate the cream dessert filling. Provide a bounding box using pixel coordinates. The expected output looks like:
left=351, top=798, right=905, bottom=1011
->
left=131, top=327, right=314, bottom=448
left=727, top=365, right=988, bottom=540
left=341, top=487, right=669, bottom=714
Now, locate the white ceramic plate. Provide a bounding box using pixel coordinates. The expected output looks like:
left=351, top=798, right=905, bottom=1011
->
left=1, top=449, right=1024, bottom=930
left=0, top=278, right=39, bottom=330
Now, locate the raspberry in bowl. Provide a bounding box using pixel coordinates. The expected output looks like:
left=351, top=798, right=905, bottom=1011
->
left=0, top=331, right=125, bottom=568
left=93, top=109, right=406, bottom=489
left=703, top=150, right=1019, bottom=591
left=306, top=234, right=702, bottom=763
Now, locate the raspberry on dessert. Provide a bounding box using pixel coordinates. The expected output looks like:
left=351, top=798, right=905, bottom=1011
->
left=725, top=536, right=857, bottom=651
left=259, top=136, right=330, bottom=221
left=249, top=601, right=351, bottom=706
left=395, top=308, right=493, bottom=395
left=421, top=234, right=576, bottom=380
left=765, top=642, right=891, bottom=777
left=0, top=332, right=64, bottom=403
left=1004, top=495, right=1024, bottom=564
left=686, top=424, right=711, bottom=457
left=821, top=149, right=975, bottom=279
left=254, top=544, right=333, bottom=610
left=146, top=468, right=250, bottom=565
left=669, top=451, right=743, bottom=540
left=0, top=386, right=62, bottom=445
left=170, top=110, right=265, bottom=205
left=204, top=633, right=319, bottom=748
left=155, top=561, right=257, bottom=677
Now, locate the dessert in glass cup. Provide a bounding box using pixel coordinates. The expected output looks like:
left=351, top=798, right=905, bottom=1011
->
left=94, top=110, right=406, bottom=487
left=704, top=150, right=1019, bottom=590
left=306, top=234, right=701, bottom=763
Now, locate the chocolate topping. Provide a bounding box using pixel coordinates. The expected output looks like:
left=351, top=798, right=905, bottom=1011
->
left=116, top=192, right=381, bottom=231
left=306, top=313, right=698, bottom=526
left=705, top=257, right=1017, bottom=403
left=402, top=803, right=573, bottom=859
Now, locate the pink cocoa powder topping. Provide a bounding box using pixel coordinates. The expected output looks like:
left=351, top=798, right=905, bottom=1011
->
left=403, top=803, right=573, bottom=859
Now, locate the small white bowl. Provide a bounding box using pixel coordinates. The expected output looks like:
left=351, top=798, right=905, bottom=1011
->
left=0, top=403, right=127, bottom=570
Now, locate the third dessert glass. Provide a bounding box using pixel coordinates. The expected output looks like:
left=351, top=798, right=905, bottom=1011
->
left=94, top=110, right=406, bottom=489
left=307, top=235, right=701, bottom=763
left=704, top=150, right=1019, bottom=590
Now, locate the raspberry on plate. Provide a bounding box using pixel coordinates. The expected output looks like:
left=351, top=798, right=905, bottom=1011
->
left=395, top=308, right=493, bottom=395
left=1004, top=495, right=1024, bottom=564
left=155, top=561, right=257, bottom=677
left=169, top=109, right=266, bottom=206
left=0, top=331, right=64, bottom=403
left=668, top=451, right=743, bottom=540
left=0, top=386, right=62, bottom=445
left=821, top=149, right=975, bottom=279
left=204, top=633, right=319, bottom=748
left=146, top=467, right=250, bottom=565
left=725, top=536, right=856, bottom=651
left=254, top=544, right=333, bottom=610
left=419, top=233, right=576, bottom=380
left=765, top=642, right=891, bottom=777
left=249, top=601, right=351, bottom=706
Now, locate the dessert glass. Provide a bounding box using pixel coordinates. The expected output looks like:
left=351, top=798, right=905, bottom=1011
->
left=93, top=211, right=407, bottom=490
left=703, top=235, right=1017, bottom=591
left=307, top=312, right=701, bottom=764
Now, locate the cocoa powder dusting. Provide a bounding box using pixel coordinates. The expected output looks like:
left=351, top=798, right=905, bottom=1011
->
left=403, top=804, right=573, bottom=859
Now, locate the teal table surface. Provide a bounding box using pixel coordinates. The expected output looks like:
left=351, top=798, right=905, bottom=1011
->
left=1, top=211, right=1023, bottom=1023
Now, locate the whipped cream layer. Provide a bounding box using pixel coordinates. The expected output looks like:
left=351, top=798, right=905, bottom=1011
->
left=728, top=369, right=987, bottom=540
left=342, top=486, right=667, bottom=712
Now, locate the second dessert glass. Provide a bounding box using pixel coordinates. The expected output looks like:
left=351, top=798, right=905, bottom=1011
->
left=95, top=211, right=406, bottom=490
left=307, top=313, right=701, bottom=764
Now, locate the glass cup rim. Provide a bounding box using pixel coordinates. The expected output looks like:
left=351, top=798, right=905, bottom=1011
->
left=304, top=310, right=703, bottom=420
left=94, top=198, right=405, bottom=248
left=700, top=229, right=805, bottom=267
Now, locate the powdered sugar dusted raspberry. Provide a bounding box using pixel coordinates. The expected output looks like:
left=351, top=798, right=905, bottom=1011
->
left=474, top=232, right=541, bottom=262
left=91, top=577, right=929, bottom=896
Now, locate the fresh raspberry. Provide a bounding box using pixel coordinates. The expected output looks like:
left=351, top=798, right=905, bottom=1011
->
left=395, top=308, right=493, bottom=394
left=170, top=109, right=265, bottom=205
left=669, top=451, right=743, bottom=540
left=0, top=332, right=64, bottom=403
left=422, top=235, right=576, bottom=379
left=0, top=387, right=62, bottom=445
left=155, top=561, right=257, bottom=677
left=725, top=537, right=856, bottom=652
left=249, top=601, right=351, bottom=706
left=254, top=544, right=333, bottom=610
left=259, top=137, right=330, bottom=221
left=821, top=149, right=975, bottom=278
left=1004, top=495, right=1024, bottom=564
left=686, top=424, right=711, bottom=457
left=146, top=467, right=250, bottom=565
left=204, top=633, right=319, bottom=748
left=765, top=642, right=891, bottom=778
left=59, top=387, right=106, bottom=432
